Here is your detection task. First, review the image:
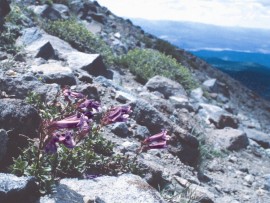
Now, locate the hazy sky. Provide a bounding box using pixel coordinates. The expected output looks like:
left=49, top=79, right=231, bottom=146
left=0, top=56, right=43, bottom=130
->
left=97, top=0, right=270, bottom=29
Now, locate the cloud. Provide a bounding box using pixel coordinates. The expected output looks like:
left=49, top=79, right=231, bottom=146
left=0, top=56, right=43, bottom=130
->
left=97, top=0, right=270, bottom=29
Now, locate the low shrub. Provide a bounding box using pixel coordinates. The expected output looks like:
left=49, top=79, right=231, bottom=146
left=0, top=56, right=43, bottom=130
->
left=0, top=5, right=27, bottom=54
left=119, top=48, right=197, bottom=91
left=42, top=19, right=115, bottom=65
left=10, top=89, right=169, bottom=194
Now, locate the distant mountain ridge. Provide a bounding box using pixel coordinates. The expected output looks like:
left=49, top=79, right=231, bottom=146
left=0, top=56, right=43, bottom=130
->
left=192, top=50, right=270, bottom=68
left=131, top=18, right=270, bottom=54
left=131, top=18, right=270, bottom=100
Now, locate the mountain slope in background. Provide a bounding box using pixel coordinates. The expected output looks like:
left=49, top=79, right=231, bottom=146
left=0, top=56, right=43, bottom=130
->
left=131, top=18, right=270, bottom=100
left=131, top=18, right=270, bottom=53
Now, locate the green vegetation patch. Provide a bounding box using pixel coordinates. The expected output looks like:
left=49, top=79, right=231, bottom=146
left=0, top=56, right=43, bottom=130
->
left=119, top=48, right=197, bottom=91
left=42, top=19, right=114, bottom=65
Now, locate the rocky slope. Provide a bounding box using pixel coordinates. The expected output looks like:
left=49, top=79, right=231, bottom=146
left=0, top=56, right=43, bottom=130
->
left=0, top=0, right=270, bottom=203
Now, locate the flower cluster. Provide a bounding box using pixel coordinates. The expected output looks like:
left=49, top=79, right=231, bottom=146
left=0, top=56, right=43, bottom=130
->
left=141, top=129, right=170, bottom=151
left=101, top=105, right=132, bottom=126
left=45, top=88, right=132, bottom=153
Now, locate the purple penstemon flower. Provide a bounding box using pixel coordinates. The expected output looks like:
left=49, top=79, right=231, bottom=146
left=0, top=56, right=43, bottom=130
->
left=45, top=134, right=59, bottom=153
left=45, top=131, right=76, bottom=153
left=63, top=88, right=85, bottom=101
left=59, top=131, right=76, bottom=149
left=101, top=105, right=132, bottom=125
left=78, top=99, right=101, bottom=113
left=142, top=129, right=170, bottom=151
left=77, top=114, right=91, bottom=133
left=143, top=129, right=170, bottom=144
left=48, top=114, right=81, bottom=129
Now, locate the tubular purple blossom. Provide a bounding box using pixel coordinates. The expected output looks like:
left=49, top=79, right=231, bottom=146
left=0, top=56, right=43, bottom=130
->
left=60, top=131, right=76, bottom=148
left=143, top=129, right=170, bottom=144
left=101, top=105, right=132, bottom=125
left=147, top=141, right=167, bottom=150
left=63, top=88, right=85, bottom=100
left=78, top=99, right=101, bottom=112
left=45, top=135, right=59, bottom=153
left=141, top=129, right=170, bottom=151
left=45, top=131, right=76, bottom=153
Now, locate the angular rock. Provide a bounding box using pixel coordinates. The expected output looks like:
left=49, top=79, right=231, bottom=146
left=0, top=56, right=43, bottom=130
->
left=39, top=174, right=166, bottom=203
left=139, top=91, right=174, bottom=114
left=0, top=173, right=38, bottom=203
left=169, top=96, right=194, bottom=112
left=0, top=99, right=41, bottom=163
left=89, top=13, right=106, bottom=24
left=75, top=84, right=99, bottom=101
left=202, top=78, right=217, bottom=92
left=51, top=4, right=70, bottom=19
left=35, top=41, right=56, bottom=60
left=111, top=122, right=131, bottom=138
left=0, top=129, right=8, bottom=162
left=94, top=76, right=131, bottom=93
left=31, top=63, right=76, bottom=86
left=29, top=4, right=62, bottom=20
left=244, top=128, right=270, bottom=148
left=190, top=87, right=204, bottom=101
left=130, top=99, right=199, bottom=165
left=65, top=52, right=108, bottom=77
left=145, top=75, right=187, bottom=99
left=174, top=176, right=215, bottom=202
left=198, top=103, right=238, bottom=129
left=135, top=125, right=150, bottom=140
left=0, top=71, right=60, bottom=100
left=17, top=27, right=73, bottom=55
left=0, top=99, right=41, bottom=137
left=206, top=128, right=249, bottom=151
left=115, top=91, right=136, bottom=103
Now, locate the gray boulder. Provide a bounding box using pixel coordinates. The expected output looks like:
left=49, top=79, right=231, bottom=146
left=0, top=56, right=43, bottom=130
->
left=35, top=41, right=56, bottom=60
left=0, top=129, right=8, bottom=162
left=0, top=99, right=41, bottom=137
left=0, top=71, right=60, bottom=100
left=111, top=122, right=131, bottom=138
left=31, top=63, right=76, bottom=86
left=39, top=174, right=166, bottom=203
left=130, top=99, right=199, bottom=165
left=202, top=78, right=218, bottom=92
left=75, top=84, right=100, bottom=101
left=115, top=91, right=136, bottom=103
left=145, top=75, right=187, bottom=99
left=169, top=96, right=194, bottom=112
left=190, top=87, right=204, bottom=101
left=135, top=125, right=150, bottom=140
left=0, top=173, right=38, bottom=203
left=0, top=99, right=41, bottom=163
left=18, top=28, right=109, bottom=78
left=198, top=103, right=238, bottom=129
left=64, top=51, right=108, bottom=77
left=29, top=4, right=69, bottom=20
left=17, top=27, right=74, bottom=55
left=206, top=128, right=249, bottom=151
left=244, top=128, right=270, bottom=148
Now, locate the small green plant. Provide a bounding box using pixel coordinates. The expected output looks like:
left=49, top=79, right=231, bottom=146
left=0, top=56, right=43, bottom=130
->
left=42, top=19, right=115, bottom=65
left=0, top=25, right=21, bottom=54
left=0, top=4, right=34, bottom=55
left=118, top=48, right=197, bottom=91
left=10, top=89, right=134, bottom=193
left=10, top=88, right=169, bottom=194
